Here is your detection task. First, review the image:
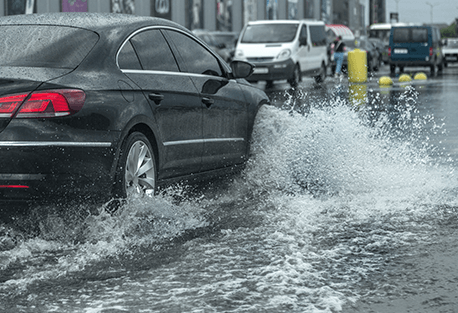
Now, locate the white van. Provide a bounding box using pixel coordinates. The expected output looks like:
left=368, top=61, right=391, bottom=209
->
left=234, top=20, right=328, bottom=87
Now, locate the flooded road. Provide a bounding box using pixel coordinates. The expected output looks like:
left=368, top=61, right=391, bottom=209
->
left=2, top=64, right=458, bottom=312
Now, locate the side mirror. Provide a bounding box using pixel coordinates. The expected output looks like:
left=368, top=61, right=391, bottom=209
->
left=230, top=60, right=254, bottom=78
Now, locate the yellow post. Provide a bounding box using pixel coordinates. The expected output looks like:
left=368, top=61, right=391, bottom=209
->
left=348, top=49, right=367, bottom=83
left=349, top=83, right=367, bottom=106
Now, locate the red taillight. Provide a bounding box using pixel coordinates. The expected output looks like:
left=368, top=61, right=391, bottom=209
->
left=0, top=94, right=28, bottom=118
left=0, top=89, right=85, bottom=119
left=429, top=47, right=433, bottom=57
left=0, top=185, right=29, bottom=189
left=388, top=47, right=391, bottom=57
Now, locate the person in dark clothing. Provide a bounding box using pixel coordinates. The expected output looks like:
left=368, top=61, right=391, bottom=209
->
left=333, top=36, right=345, bottom=76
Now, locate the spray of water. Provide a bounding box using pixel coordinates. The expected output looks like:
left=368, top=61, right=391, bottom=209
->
left=1, top=84, right=457, bottom=312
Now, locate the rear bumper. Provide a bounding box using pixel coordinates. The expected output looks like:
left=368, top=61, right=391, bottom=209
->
left=0, top=142, right=116, bottom=202
left=389, top=56, right=435, bottom=67
left=444, top=53, right=458, bottom=63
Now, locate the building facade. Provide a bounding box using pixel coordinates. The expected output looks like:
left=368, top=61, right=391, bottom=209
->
left=369, top=0, right=385, bottom=24
left=0, top=0, right=371, bottom=35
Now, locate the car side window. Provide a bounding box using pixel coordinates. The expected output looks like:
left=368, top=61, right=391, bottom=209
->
left=118, top=40, right=142, bottom=70
left=130, top=29, right=180, bottom=72
left=164, top=30, right=223, bottom=77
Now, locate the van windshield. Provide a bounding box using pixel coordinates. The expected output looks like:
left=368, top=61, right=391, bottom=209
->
left=393, top=28, right=428, bottom=43
left=241, top=24, right=299, bottom=43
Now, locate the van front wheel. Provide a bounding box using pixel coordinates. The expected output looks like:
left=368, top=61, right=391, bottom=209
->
left=288, top=65, right=301, bottom=88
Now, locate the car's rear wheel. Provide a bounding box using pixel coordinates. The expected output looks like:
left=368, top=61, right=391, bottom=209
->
left=114, top=132, right=157, bottom=199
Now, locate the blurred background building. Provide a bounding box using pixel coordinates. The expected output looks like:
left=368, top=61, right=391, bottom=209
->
left=0, top=0, right=371, bottom=35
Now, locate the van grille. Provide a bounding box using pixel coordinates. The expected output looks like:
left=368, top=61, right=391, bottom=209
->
left=247, top=57, right=274, bottom=63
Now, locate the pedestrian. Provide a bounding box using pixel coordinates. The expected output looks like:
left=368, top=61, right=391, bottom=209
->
left=333, top=36, right=345, bottom=77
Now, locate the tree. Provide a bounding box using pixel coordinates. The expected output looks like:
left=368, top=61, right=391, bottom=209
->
left=441, top=22, right=457, bottom=38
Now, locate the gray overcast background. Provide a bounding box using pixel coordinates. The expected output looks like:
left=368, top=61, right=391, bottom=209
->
left=385, top=0, right=458, bottom=24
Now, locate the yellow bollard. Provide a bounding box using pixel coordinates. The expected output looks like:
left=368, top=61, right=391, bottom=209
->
left=414, top=72, right=427, bottom=80
left=348, top=49, right=367, bottom=83
left=379, top=76, right=393, bottom=86
left=349, top=83, right=367, bottom=106
left=399, top=74, right=412, bottom=82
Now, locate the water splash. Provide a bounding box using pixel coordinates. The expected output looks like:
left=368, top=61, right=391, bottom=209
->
left=2, top=84, right=458, bottom=312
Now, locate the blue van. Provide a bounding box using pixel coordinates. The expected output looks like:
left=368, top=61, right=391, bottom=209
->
left=388, top=25, right=443, bottom=74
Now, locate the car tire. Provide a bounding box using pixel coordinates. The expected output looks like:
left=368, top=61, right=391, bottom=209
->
left=288, top=64, right=301, bottom=88
left=314, top=63, right=326, bottom=83
left=113, top=132, right=157, bottom=199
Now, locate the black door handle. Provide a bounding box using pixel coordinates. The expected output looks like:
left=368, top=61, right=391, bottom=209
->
left=202, top=97, right=214, bottom=108
left=148, top=93, right=164, bottom=104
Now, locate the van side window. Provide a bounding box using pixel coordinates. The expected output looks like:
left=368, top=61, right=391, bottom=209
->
left=310, top=25, right=327, bottom=46
left=299, top=25, right=308, bottom=45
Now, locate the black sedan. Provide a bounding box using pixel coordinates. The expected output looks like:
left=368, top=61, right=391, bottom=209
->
left=0, top=13, right=268, bottom=205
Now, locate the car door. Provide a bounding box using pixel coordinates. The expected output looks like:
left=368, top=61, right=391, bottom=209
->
left=118, top=28, right=203, bottom=178
left=163, top=29, right=249, bottom=171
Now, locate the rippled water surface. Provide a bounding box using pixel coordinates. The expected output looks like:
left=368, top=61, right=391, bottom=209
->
left=2, top=72, right=458, bottom=312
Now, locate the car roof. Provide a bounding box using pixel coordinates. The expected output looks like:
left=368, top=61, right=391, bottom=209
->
left=0, top=12, right=189, bottom=35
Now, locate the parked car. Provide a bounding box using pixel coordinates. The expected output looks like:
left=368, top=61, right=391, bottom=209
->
left=443, top=38, right=458, bottom=67
left=368, top=37, right=386, bottom=64
left=357, top=37, right=381, bottom=71
left=234, top=20, right=328, bottom=87
left=194, top=30, right=239, bottom=62
left=389, top=25, right=444, bottom=74
left=0, top=13, right=268, bottom=205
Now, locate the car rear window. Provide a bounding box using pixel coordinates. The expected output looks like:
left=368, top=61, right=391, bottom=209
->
left=411, top=28, right=428, bottom=42
left=241, top=24, right=298, bottom=43
left=393, top=28, right=428, bottom=43
left=0, top=25, right=98, bottom=69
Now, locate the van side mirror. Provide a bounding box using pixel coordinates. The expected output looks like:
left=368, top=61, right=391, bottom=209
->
left=230, top=60, right=254, bottom=78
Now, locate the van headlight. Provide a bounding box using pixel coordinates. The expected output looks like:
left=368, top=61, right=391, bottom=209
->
left=235, top=49, right=245, bottom=59
left=276, top=49, right=291, bottom=61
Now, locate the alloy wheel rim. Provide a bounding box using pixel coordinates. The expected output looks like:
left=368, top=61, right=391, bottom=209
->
left=125, top=140, right=155, bottom=196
